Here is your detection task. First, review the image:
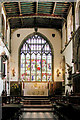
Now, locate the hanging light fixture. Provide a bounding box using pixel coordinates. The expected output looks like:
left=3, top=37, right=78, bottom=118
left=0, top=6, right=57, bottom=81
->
left=34, top=27, right=38, bottom=32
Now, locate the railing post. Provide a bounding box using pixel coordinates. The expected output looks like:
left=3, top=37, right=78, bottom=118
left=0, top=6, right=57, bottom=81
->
left=9, top=96, right=10, bottom=104
left=12, top=96, right=13, bottom=103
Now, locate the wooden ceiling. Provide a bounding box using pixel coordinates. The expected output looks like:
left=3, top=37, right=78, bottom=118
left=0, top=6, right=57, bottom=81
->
left=3, top=2, right=72, bottom=29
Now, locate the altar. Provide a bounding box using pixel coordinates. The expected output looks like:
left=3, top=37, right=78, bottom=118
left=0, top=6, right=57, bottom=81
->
left=23, top=82, right=48, bottom=96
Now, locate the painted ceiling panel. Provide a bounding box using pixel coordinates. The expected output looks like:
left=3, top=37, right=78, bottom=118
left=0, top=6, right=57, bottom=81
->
left=38, top=2, right=53, bottom=14
left=3, top=2, right=71, bottom=29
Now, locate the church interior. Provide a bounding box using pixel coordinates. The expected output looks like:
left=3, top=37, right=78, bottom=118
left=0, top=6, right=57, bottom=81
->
left=0, top=0, right=80, bottom=119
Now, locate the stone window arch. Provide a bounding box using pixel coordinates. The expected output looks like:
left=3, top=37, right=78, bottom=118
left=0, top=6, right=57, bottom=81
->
left=19, top=32, right=54, bottom=82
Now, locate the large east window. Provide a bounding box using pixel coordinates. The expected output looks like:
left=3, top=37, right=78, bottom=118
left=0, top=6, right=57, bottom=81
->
left=20, top=34, right=52, bottom=82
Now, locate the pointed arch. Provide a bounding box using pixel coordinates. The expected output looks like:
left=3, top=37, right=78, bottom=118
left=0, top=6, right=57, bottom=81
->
left=75, top=1, right=80, bottom=30
left=18, top=32, right=54, bottom=82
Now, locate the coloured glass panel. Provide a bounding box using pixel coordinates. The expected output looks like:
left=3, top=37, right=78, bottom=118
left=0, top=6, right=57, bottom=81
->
left=37, top=53, right=41, bottom=81
left=42, top=54, right=47, bottom=81
left=25, top=53, right=30, bottom=81
left=21, top=53, right=25, bottom=80
left=31, top=53, right=36, bottom=81
left=47, top=54, right=52, bottom=81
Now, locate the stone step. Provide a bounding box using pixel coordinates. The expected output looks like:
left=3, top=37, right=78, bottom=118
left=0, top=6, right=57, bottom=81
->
left=21, top=108, right=54, bottom=112
left=22, top=99, right=50, bottom=102
left=22, top=99, right=51, bottom=103
left=23, top=98, right=49, bottom=100
left=22, top=104, right=53, bottom=108
left=23, top=102, right=51, bottom=105
left=22, top=103, right=51, bottom=105
left=23, top=96, right=48, bottom=98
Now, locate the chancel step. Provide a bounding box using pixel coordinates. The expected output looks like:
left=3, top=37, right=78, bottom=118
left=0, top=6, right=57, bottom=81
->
left=22, top=104, right=53, bottom=108
left=23, top=98, right=49, bottom=100
left=22, top=100, right=50, bottom=102
left=21, top=96, right=52, bottom=112
left=22, top=99, right=51, bottom=105
left=21, top=108, right=54, bottom=112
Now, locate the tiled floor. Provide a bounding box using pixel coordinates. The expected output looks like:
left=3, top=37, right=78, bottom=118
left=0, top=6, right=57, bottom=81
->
left=21, top=112, right=58, bottom=120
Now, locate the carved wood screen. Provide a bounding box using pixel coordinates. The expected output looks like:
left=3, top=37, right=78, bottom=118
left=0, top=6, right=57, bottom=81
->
left=73, top=27, right=80, bottom=94
left=73, top=27, right=80, bottom=72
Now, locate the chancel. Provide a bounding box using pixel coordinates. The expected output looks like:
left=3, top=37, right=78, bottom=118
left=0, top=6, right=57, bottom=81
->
left=0, top=0, right=80, bottom=120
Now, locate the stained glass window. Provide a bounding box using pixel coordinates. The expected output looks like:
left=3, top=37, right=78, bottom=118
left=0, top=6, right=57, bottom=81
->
left=20, top=34, right=52, bottom=81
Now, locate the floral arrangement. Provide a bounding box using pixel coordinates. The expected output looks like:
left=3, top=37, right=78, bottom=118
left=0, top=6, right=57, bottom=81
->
left=11, top=83, right=19, bottom=89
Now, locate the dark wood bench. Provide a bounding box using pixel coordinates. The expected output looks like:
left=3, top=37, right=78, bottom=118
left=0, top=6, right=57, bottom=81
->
left=2, top=104, right=22, bottom=120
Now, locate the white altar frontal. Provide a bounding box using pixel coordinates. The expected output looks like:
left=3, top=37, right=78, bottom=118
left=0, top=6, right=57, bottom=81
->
left=23, top=82, right=48, bottom=96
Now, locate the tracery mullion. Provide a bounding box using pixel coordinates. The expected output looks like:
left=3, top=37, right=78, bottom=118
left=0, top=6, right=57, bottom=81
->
left=46, top=53, right=47, bottom=82
left=35, top=46, right=37, bottom=81
left=24, top=53, right=26, bottom=81
left=45, top=43, right=47, bottom=82
left=41, top=38, right=42, bottom=82
left=36, top=37, right=38, bottom=82
left=24, top=53, right=26, bottom=80
left=52, top=54, right=53, bottom=81
left=35, top=38, right=37, bottom=81
left=20, top=53, right=21, bottom=79
left=34, top=38, right=37, bottom=81
left=30, top=45, right=31, bottom=81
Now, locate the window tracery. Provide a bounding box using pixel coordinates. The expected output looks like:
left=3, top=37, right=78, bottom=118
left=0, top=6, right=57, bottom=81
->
left=20, top=34, right=52, bottom=82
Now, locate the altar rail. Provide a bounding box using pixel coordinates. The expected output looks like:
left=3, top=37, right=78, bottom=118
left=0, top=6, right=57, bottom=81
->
left=2, top=96, right=21, bottom=105
left=2, top=95, right=80, bottom=105
left=2, top=96, right=49, bottom=105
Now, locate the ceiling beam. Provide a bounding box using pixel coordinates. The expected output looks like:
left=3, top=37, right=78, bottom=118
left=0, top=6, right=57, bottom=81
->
left=35, top=1, right=38, bottom=14
left=67, top=3, right=72, bottom=16
left=18, top=2, right=22, bottom=15
left=2, top=3, right=7, bottom=16
left=52, top=2, right=57, bottom=14
left=7, top=14, right=66, bottom=23
left=18, top=2, right=23, bottom=26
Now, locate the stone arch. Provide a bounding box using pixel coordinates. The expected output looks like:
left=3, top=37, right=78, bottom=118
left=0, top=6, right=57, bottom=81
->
left=19, top=32, right=54, bottom=56
left=75, top=1, right=80, bottom=30
left=18, top=32, right=54, bottom=81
